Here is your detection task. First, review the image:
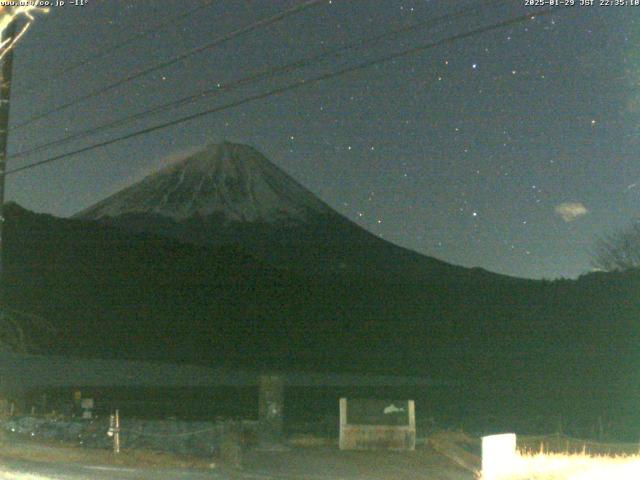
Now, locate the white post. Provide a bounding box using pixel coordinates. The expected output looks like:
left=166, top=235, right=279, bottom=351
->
left=481, top=433, right=517, bottom=479
left=113, top=409, right=120, bottom=454
left=338, top=398, right=347, bottom=450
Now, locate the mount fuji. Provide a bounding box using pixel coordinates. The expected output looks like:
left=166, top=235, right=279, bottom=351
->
left=76, top=142, right=479, bottom=279
left=78, top=142, right=333, bottom=224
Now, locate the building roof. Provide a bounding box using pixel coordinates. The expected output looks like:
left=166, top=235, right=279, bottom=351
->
left=0, top=352, right=453, bottom=391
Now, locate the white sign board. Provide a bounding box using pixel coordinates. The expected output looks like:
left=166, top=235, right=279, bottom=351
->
left=482, top=433, right=517, bottom=480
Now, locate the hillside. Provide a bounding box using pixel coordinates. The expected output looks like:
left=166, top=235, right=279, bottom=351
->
left=74, top=142, right=480, bottom=279
left=4, top=203, right=640, bottom=438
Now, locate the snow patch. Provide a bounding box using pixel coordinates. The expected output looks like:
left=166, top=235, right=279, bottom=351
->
left=76, top=142, right=332, bottom=224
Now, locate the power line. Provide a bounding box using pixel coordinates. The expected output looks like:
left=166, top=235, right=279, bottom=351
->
left=6, top=6, right=567, bottom=177
left=12, top=0, right=327, bottom=130
left=10, top=0, right=509, bottom=161
left=18, top=0, right=218, bottom=97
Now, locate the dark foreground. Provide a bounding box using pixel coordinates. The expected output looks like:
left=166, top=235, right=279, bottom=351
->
left=0, top=439, right=473, bottom=480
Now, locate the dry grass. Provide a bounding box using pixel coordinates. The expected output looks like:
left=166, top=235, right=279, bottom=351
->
left=287, top=434, right=337, bottom=448
left=477, top=451, right=640, bottom=480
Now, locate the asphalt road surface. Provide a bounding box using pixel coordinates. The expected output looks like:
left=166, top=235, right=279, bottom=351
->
left=0, top=445, right=474, bottom=480
left=0, top=457, right=226, bottom=480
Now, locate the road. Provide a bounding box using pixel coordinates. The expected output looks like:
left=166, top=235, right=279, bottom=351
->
left=0, top=456, right=226, bottom=480
left=0, top=443, right=474, bottom=480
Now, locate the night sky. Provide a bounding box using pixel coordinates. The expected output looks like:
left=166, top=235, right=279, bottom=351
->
left=4, top=0, right=639, bottom=279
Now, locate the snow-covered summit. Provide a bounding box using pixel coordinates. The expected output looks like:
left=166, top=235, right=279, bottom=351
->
left=76, top=142, right=333, bottom=223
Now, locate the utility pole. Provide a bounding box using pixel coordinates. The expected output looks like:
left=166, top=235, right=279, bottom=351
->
left=0, top=20, right=15, bottom=298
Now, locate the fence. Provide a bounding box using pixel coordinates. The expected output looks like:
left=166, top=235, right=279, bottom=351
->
left=0, top=414, right=259, bottom=457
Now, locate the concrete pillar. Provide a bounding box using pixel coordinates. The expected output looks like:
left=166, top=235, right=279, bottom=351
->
left=482, top=433, right=517, bottom=479
left=258, top=374, right=284, bottom=443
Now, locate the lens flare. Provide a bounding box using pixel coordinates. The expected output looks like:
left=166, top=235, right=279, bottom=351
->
left=0, top=5, right=49, bottom=59
left=479, top=452, right=640, bottom=480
